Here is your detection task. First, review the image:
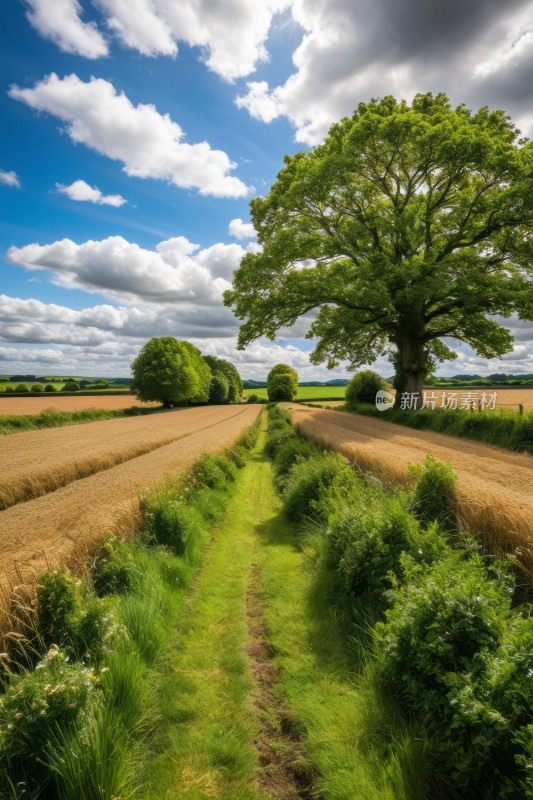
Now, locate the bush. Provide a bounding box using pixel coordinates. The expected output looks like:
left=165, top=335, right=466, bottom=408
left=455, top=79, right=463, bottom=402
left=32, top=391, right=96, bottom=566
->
left=247, top=393, right=259, bottom=403
left=131, top=337, right=211, bottom=406
left=273, top=436, right=319, bottom=480
left=283, top=453, right=360, bottom=523
left=61, top=381, right=80, bottom=392
left=227, top=446, right=246, bottom=468
left=92, top=536, right=139, bottom=596
left=142, top=492, right=203, bottom=555
left=189, top=453, right=231, bottom=490
left=329, top=498, right=446, bottom=603
left=345, top=370, right=390, bottom=408
left=409, top=454, right=458, bottom=528
left=266, top=364, right=298, bottom=402
left=377, top=554, right=515, bottom=786
left=265, top=427, right=297, bottom=458
left=4, top=385, right=14, bottom=393
left=0, top=648, right=95, bottom=788
left=36, top=568, right=112, bottom=661
left=31, top=384, right=42, bottom=392
left=44, top=384, right=56, bottom=392
left=14, top=384, right=29, bottom=392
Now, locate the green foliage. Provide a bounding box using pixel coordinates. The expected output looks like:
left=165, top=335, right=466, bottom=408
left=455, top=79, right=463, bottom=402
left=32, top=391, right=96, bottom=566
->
left=225, top=93, right=533, bottom=397
left=0, top=648, right=95, bottom=788
left=377, top=554, right=516, bottom=786
left=189, top=453, right=233, bottom=490
left=118, top=592, right=166, bottom=664
left=61, top=381, right=80, bottom=392
left=131, top=337, right=211, bottom=406
left=44, top=383, right=56, bottom=392
left=247, top=393, right=259, bottom=403
left=273, top=436, right=318, bottom=480
left=92, top=536, right=139, bottom=596
left=329, top=499, right=447, bottom=603
left=36, top=568, right=112, bottom=661
left=203, top=355, right=243, bottom=403
left=283, top=452, right=360, bottom=523
left=266, top=364, right=298, bottom=401
left=30, top=384, right=42, bottom=392
left=0, top=406, right=155, bottom=436
left=14, top=384, right=28, bottom=392
left=142, top=491, right=203, bottom=555
left=409, top=454, right=458, bottom=528
left=345, top=370, right=390, bottom=408
left=209, top=374, right=229, bottom=404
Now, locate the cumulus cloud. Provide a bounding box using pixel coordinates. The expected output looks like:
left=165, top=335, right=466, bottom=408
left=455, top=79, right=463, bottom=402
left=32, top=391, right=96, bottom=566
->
left=7, top=234, right=247, bottom=306
left=228, top=218, right=256, bottom=240
left=9, top=73, right=249, bottom=198
left=0, top=169, right=21, bottom=188
left=237, top=0, right=533, bottom=144
left=56, top=179, right=126, bottom=206
left=25, top=0, right=108, bottom=58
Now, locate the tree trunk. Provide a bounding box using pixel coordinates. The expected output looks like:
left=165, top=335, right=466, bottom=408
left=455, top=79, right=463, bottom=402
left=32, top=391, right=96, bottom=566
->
left=392, top=315, right=428, bottom=409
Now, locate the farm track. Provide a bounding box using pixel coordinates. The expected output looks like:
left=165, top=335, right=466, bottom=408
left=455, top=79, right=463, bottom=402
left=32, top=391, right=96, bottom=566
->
left=0, top=405, right=261, bottom=598
left=0, top=406, right=246, bottom=509
left=0, top=394, right=157, bottom=415
left=286, top=404, right=533, bottom=573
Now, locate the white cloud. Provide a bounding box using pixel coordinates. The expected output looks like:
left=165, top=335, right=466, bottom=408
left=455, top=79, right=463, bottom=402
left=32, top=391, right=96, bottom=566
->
left=56, top=179, right=126, bottom=206
left=7, top=234, right=246, bottom=306
left=25, top=0, right=108, bottom=58
left=228, top=218, right=256, bottom=240
left=0, top=169, right=21, bottom=188
left=9, top=73, right=249, bottom=198
left=237, top=0, right=533, bottom=144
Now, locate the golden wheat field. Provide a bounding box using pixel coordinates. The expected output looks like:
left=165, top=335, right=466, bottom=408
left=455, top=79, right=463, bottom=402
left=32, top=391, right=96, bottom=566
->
left=0, top=405, right=249, bottom=510
left=0, top=405, right=261, bottom=602
left=304, top=387, right=533, bottom=410
left=286, top=404, right=533, bottom=575
left=0, top=394, right=157, bottom=415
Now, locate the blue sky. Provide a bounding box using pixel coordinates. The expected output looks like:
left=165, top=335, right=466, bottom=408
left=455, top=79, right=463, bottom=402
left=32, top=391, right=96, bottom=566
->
left=1, top=0, right=533, bottom=379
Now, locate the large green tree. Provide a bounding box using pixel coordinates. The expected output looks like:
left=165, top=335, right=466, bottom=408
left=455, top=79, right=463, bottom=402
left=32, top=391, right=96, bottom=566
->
left=131, top=337, right=211, bottom=406
left=202, top=355, right=243, bottom=403
left=224, top=94, right=533, bottom=405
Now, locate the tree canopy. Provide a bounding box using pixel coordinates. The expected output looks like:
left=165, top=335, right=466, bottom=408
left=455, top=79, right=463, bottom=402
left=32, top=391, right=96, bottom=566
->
left=131, top=337, right=211, bottom=406
left=225, top=94, right=533, bottom=405
left=203, top=355, right=243, bottom=403
left=266, top=363, right=298, bottom=401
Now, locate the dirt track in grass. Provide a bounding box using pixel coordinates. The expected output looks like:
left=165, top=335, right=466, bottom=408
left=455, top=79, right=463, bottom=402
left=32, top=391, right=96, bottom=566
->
left=0, top=406, right=248, bottom=509
left=0, top=405, right=261, bottom=595
left=285, top=404, right=533, bottom=573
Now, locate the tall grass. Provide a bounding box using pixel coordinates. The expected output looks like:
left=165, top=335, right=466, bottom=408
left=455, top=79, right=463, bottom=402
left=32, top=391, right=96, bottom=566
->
left=0, top=405, right=157, bottom=435
left=346, top=403, right=533, bottom=453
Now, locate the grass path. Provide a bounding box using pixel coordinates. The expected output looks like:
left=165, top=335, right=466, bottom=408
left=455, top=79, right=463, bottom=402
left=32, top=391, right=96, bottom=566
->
left=144, top=423, right=406, bottom=800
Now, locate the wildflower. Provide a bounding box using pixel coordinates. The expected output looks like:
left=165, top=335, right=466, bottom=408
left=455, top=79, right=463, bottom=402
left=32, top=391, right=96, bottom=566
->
left=101, top=667, right=109, bottom=673
left=14, top=712, right=22, bottom=719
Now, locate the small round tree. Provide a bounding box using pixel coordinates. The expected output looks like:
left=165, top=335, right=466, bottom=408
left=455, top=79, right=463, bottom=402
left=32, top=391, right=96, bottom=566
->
left=61, top=381, right=80, bottom=392
left=31, top=384, right=42, bottom=393
left=131, top=337, right=211, bottom=407
left=203, top=355, right=243, bottom=403
left=44, top=384, right=56, bottom=393
left=267, top=364, right=298, bottom=402
left=345, top=371, right=391, bottom=409
left=209, top=375, right=229, bottom=404
left=15, top=384, right=29, bottom=392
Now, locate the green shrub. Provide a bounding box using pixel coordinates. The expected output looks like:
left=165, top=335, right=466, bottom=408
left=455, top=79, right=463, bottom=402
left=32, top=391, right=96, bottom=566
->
left=44, top=384, right=56, bottom=392
left=227, top=446, right=246, bottom=468
left=209, top=375, right=229, bottom=404
left=0, top=648, right=95, bottom=789
left=265, top=427, right=297, bottom=458
left=409, top=454, right=458, bottom=528
left=329, top=498, right=446, bottom=603
left=266, top=364, right=298, bottom=402
left=273, top=436, right=318, bottom=480
left=247, top=393, right=259, bottom=403
left=283, top=453, right=360, bottom=523
left=345, top=370, right=390, bottom=408
left=92, top=536, right=139, bottom=596
left=189, top=453, right=230, bottom=490
left=30, top=384, right=42, bottom=392
left=61, top=381, right=80, bottom=392
left=377, top=554, right=515, bottom=786
left=119, top=592, right=166, bottom=664
left=212, top=454, right=237, bottom=482
left=14, top=384, right=28, bottom=393
left=4, top=385, right=14, bottom=393
left=36, top=568, right=112, bottom=660
left=142, top=492, right=203, bottom=555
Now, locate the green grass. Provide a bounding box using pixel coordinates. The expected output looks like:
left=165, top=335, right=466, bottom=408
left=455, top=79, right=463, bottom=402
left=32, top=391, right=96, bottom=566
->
left=0, top=405, right=160, bottom=434
left=244, top=385, right=346, bottom=400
